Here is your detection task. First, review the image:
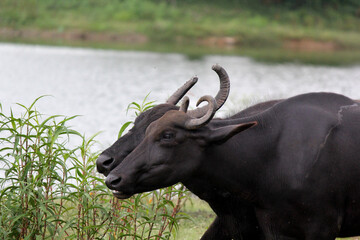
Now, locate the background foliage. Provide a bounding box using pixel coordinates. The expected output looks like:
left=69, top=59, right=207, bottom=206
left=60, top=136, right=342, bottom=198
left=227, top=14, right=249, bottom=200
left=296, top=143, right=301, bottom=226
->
left=1, top=0, right=359, bottom=48
left=1, top=0, right=360, bottom=65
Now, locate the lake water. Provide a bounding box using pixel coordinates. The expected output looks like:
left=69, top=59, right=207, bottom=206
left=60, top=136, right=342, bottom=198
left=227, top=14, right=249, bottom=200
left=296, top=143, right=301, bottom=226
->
left=1, top=43, right=360, bottom=149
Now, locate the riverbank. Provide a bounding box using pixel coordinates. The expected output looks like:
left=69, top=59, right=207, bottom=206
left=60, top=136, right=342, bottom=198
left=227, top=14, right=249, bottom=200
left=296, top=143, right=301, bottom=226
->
left=1, top=0, right=360, bottom=65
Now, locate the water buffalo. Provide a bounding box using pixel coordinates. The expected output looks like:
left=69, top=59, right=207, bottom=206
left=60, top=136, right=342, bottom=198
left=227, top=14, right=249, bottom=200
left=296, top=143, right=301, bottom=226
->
left=97, top=65, right=280, bottom=239
left=103, top=68, right=360, bottom=239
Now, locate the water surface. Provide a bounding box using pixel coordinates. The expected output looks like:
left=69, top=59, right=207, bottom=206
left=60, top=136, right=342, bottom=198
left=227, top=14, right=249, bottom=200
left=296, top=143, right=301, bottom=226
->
left=1, top=43, right=359, bottom=148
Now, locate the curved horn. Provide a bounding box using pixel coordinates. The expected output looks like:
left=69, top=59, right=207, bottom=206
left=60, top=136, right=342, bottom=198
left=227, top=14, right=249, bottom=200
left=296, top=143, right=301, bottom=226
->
left=185, top=95, right=217, bottom=130
left=212, top=64, right=230, bottom=109
left=187, top=64, right=230, bottom=118
left=166, top=77, right=198, bottom=105
left=179, top=96, right=190, bottom=113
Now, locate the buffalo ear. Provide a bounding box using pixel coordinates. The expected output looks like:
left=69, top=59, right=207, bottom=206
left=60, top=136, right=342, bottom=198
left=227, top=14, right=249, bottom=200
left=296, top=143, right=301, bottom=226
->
left=202, top=121, right=257, bottom=145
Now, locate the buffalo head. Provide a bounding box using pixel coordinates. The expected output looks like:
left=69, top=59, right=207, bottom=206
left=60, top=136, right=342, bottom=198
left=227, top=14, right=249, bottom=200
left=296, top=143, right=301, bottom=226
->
left=96, top=65, right=230, bottom=177
left=105, top=93, right=256, bottom=199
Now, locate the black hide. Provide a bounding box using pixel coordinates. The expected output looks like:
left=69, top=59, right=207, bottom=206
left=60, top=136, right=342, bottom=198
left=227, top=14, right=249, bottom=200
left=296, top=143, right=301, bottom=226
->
left=102, top=92, right=360, bottom=239
left=97, top=101, right=279, bottom=239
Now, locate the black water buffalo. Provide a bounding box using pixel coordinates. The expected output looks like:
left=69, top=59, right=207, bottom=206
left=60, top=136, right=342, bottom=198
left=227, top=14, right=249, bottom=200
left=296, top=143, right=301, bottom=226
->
left=102, top=67, right=360, bottom=239
left=97, top=65, right=275, bottom=239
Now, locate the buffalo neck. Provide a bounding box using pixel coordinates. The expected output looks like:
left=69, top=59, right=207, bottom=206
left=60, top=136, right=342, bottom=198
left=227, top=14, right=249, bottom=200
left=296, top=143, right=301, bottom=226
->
left=183, top=110, right=279, bottom=206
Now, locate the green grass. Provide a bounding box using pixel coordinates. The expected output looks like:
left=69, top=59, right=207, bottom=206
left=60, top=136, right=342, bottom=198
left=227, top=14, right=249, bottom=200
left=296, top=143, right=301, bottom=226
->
left=1, top=0, right=360, bottom=46
left=0, top=0, right=360, bottom=65
left=175, top=198, right=215, bottom=240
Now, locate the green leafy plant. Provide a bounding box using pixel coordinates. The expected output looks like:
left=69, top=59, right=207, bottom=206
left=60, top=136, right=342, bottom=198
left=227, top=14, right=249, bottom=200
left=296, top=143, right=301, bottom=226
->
left=0, top=96, right=189, bottom=240
left=118, top=92, right=156, bottom=138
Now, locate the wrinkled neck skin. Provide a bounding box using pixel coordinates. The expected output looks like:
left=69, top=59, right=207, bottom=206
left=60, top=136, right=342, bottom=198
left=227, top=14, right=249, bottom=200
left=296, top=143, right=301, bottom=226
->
left=183, top=111, right=279, bottom=207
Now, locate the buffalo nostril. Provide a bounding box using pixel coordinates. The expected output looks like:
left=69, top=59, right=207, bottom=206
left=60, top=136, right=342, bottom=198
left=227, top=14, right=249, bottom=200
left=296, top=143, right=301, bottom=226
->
left=96, top=154, right=115, bottom=175
left=111, top=176, right=122, bottom=186
left=103, top=158, right=114, bottom=166
left=105, top=174, right=122, bottom=189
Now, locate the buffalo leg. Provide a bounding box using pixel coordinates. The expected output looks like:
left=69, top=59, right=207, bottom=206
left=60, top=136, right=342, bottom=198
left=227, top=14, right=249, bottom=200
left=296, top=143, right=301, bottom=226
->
left=256, top=208, right=340, bottom=240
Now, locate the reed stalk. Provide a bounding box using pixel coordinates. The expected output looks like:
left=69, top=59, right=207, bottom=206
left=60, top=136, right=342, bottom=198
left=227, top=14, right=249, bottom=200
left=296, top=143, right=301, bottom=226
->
left=0, top=96, right=189, bottom=239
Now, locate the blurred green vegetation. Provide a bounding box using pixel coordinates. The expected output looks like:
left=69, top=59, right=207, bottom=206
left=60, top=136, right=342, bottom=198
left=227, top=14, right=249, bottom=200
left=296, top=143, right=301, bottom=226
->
left=175, top=197, right=215, bottom=240
left=0, top=0, right=360, bottom=64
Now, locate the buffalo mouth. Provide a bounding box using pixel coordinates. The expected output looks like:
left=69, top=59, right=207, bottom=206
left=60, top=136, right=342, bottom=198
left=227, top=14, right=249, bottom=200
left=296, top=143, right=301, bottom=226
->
left=112, top=190, right=133, bottom=199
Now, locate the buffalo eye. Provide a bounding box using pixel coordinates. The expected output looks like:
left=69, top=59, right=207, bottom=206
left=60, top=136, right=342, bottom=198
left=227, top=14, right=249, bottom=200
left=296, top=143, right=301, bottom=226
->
left=162, top=131, right=175, bottom=140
